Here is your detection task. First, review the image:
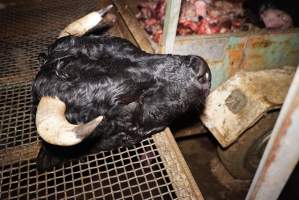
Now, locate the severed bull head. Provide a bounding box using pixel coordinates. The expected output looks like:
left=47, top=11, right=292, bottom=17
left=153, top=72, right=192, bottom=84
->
left=32, top=5, right=211, bottom=170
left=33, top=35, right=211, bottom=147
left=35, top=5, right=113, bottom=146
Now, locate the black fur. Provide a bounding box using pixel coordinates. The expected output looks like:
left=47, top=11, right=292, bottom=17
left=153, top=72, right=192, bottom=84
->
left=32, top=35, right=211, bottom=171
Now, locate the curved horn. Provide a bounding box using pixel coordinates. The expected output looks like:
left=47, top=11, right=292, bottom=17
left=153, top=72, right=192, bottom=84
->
left=36, top=96, right=103, bottom=146
left=58, top=4, right=113, bottom=38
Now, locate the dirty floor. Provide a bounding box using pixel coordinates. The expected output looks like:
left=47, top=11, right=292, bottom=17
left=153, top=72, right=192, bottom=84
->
left=176, top=132, right=299, bottom=200
left=176, top=134, right=250, bottom=200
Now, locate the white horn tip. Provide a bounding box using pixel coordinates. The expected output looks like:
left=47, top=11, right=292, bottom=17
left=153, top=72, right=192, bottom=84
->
left=36, top=96, right=104, bottom=146
left=95, top=116, right=104, bottom=122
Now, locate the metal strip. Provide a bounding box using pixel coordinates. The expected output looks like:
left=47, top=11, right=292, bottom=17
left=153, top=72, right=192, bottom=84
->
left=153, top=128, right=204, bottom=199
left=246, top=67, right=299, bottom=200
left=161, top=0, right=181, bottom=54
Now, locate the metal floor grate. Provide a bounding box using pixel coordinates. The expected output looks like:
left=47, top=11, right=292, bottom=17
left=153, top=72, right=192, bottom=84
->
left=0, top=0, right=103, bottom=84
left=0, top=0, right=203, bottom=199
left=1, top=139, right=177, bottom=200
left=0, top=82, right=37, bottom=150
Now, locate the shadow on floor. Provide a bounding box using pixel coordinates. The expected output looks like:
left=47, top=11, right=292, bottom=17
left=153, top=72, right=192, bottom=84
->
left=176, top=134, right=250, bottom=200
left=176, top=133, right=299, bottom=200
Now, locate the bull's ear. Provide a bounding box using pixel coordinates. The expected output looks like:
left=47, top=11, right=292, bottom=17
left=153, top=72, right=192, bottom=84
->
left=36, top=96, right=103, bottom=146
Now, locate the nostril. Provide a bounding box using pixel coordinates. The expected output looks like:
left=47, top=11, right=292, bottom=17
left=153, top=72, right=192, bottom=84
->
left=187, top=55, right=211, bottom=82
left=195, top=65, right=206, bottom=78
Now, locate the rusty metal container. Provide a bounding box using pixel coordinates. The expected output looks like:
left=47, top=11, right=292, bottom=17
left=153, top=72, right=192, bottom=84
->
left=172, top=31, right=299, bottom=89
left=114, top=0, right=299, bottom=89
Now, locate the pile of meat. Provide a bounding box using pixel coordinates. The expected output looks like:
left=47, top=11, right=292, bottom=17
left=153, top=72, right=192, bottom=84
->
left=136, top=0, right=253, bottom=43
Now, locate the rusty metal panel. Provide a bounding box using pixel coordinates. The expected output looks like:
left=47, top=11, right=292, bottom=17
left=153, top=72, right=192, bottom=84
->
left=172, top=30, right=299, bottom=89
left=173, top=36, right=229, bottom=90
left=115, top=0, right=299, bottom=90
left=242, top=32, right=299, bottom=71
left=224, top=36, right=247, bottom=76
left=174, top=36, right=228, bottom=62
left=201, top=67, right=296, bottom=147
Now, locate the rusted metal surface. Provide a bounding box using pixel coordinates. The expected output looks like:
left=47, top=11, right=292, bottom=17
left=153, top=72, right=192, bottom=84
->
left=201, top=67, right=296, bottom=148
left=246, top=67, right=299, bottom=200
left=174, top=36, right=229, bottom=62
left=173, top=30, right=299, bottom=89
left=242, top=32, right=299, bottom=71
left=117, top=0, right=299, bottom=90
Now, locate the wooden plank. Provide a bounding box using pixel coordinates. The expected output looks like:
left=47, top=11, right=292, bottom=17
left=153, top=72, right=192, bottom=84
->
left=113, top=0, right=154, bottom=53
left=0, top=143, right=41, bottom=165
left=153, top=128, right=204, bottom=199
left=161, top=0, right=181, bottom=54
